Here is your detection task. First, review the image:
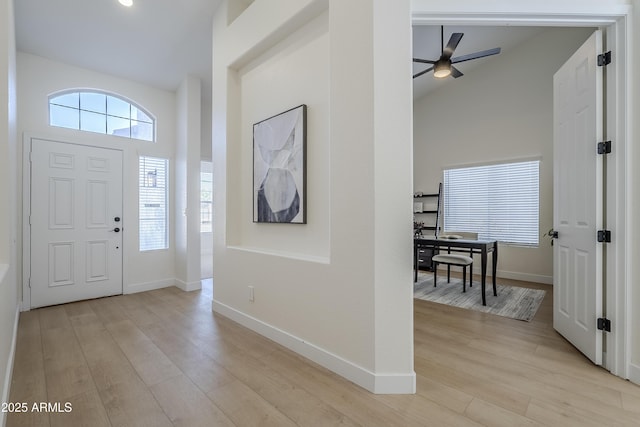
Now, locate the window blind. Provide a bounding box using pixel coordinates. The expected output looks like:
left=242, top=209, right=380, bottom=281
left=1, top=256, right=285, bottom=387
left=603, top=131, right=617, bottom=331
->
left=200, top=170, right=213, bottom=233
left=139, top=156, right=168, bottom=251
left=443, top=160, right=540, bottom=246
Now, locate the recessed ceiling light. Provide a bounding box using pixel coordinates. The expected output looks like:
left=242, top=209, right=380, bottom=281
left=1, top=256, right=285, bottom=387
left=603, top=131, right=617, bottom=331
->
left=118, top=0, right=133, bottom=7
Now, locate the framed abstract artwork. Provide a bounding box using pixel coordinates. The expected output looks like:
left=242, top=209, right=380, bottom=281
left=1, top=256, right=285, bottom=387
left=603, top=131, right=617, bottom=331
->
left=253, top=104, right=307, bottom=223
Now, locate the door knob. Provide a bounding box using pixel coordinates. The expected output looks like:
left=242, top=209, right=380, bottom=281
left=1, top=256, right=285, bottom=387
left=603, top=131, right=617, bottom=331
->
left=111, top=227, right=120, bottom=233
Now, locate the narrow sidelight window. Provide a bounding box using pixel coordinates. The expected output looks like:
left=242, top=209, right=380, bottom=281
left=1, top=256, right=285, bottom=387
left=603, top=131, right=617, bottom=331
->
left=139, top=156, right=168, bottom=251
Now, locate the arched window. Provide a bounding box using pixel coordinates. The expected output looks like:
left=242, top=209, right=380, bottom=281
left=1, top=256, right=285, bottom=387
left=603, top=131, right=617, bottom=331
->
left=48, top=90, right=155, bottom=142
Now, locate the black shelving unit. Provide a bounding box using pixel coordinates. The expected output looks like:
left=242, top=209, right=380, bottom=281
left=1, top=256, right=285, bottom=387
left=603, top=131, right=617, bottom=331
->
left=413, top=182, right=442, bottom=236
left=413, top=183, right=442, bottom=271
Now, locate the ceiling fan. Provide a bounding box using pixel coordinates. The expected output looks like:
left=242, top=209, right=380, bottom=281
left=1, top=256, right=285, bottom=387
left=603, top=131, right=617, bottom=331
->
left=413, top=27, right=501, bottom=80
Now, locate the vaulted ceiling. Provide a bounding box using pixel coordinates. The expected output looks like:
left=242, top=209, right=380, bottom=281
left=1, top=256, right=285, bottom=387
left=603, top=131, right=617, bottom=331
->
left=14, top=1, right=545, bottom=105
left=412, top=25, right=545, bottom=100
left=15, top=0, right=221, bottom=97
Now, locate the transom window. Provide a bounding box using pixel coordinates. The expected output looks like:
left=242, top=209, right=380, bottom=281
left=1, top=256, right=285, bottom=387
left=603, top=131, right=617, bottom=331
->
left=49, top=90, right=155, bottom=142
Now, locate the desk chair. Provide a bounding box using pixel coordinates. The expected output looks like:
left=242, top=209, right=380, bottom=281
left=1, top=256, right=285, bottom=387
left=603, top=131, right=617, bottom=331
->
left=435, top=231, right=479, bottom=291
left=431, top=253, right=473, bottom=292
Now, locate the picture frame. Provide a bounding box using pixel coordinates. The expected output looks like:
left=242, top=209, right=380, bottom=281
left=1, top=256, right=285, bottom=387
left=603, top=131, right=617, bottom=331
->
left=253, top=104, right=307, bottom=223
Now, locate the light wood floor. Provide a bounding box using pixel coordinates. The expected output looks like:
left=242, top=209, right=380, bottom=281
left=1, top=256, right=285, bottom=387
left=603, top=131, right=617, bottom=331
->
left=7, top=277, right=640, bottom=426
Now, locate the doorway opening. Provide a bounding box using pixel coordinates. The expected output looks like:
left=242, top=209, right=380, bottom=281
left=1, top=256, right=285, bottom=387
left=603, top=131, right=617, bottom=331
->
left=411, top=11, right=629, bottom=382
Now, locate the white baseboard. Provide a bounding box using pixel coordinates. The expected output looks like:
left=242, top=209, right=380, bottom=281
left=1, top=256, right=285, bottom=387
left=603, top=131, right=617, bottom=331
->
left=494, top=270, right=553, bottom=285
left=435, top=265, right=553, bottom=285
left=1, top=305, right=20, bottom=427
left=174, top=279, right=202, bottom=292
left=629, top=362, right=640, bottom=386
left=124, top=278, right=174, bottom=294
left=212, top=300, right=416, bottom=394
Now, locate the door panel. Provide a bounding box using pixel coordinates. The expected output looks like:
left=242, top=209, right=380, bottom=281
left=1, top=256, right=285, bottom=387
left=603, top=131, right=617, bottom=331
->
left=49, top=178, right=74, bottom=228
left=87, top=180, right=109, bottom=228
left=86, top=240, right=109, bottom=282
left=553, top=30, right=603, bottom=365
left=49, top=242, right=74, bottom=287
left=30, top=139, right=123, bottom=308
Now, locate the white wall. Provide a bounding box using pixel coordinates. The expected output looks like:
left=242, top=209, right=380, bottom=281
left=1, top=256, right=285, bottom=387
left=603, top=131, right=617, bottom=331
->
left=201, top=100, right=213, bottom=161
left=413, top=27, right=593, bottom=284
left=17, top=53, right=178, bottom=295
left=175, top=76, right=202, bottom=291
left=0, top=0, right=19, bottom=422
left=631, top=0, right=640, bottom=383
left=212, top=0, right=415, bottom=393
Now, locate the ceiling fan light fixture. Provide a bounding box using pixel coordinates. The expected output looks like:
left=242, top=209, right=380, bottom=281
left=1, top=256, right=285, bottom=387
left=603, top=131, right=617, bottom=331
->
left=433, top=60, right=451, bottom=79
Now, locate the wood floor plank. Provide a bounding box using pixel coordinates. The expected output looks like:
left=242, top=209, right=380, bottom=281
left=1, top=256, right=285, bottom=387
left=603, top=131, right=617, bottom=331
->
left=5, top=406, right=50, bottom=427
left=427, top=333, right=625, bottom=410
left=205, top=341, right=361, bottom=427
left=371, top=393, right=484, bottom=427
left=48, top=389, right=110, bottom=427
left=105, top=319, right=183, bottom=386
left=525, top=397, right=619, bottom=427
left=37, top=305, right=72, bottom=331
left=129, top=291, right=222, bottom=344
left=72, top=318, right=140, bottom=391
left=8, top=312, right=47, bottom=401
left=98, top=376, right=173, bottom=427
left=136, top=321, right=236, bottom=394
left=622, top=392, right=640, bottom=414
left=414, top=373, right=474, bottom=414
left=150, top=374, right=235, bottom=427
left=88, top=296, right=130, bottom=325
left=6, top=312, right=50, bottom=427
left=114, top=293, right=162, bottom=328
left=206, top=379, right=297, bottom=427
left=40, top=326, right=95, bottom=402
left=414, top=352, right=532, bottom=415
left=464, top=398, right=542, bottom=427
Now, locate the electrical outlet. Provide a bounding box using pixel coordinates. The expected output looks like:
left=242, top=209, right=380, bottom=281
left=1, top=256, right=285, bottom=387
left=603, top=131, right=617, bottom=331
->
left=248, top=286, right=255, bottom=302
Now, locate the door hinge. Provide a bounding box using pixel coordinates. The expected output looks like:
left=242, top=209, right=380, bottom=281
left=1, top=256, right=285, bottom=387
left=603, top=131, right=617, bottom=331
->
left=28, top=278, right=31, bottom=288
left=597, top=141, right=611, bottom=154
left=597, top=230, right=611, bottom=243
left=597, top=317, right=611, bottom=332
left=597, top=51, right=612, bottom=66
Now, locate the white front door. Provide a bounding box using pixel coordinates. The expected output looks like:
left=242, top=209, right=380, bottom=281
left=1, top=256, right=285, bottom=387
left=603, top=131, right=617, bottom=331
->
left=552, top=30, right=604, bottom=365
left=30, top=139, right=123, bottom=308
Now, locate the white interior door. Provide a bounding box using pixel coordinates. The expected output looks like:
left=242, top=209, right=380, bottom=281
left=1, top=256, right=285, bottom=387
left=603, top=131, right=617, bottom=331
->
left=553, top=30, right=603, bottom=365
left=30, top=139, right=123, bottom=308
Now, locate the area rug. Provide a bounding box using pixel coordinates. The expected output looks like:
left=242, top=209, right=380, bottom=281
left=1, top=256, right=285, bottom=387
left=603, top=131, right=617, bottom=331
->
left=414, top=273, right=546, bottom=322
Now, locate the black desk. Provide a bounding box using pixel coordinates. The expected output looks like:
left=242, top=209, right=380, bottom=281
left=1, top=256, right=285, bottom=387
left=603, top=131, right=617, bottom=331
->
left=414, top=237, right=498, bottom=306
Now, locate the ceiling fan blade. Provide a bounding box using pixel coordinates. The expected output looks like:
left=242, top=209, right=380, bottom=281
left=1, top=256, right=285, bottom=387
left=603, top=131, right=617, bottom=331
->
left=451, top=47, right=501, bottom=64
left=450, top=66, right=464, bottom=78
left=442, top=33, right=464, bottom=59
left=413, top=67, right=434, bottom=79
left=413, top=58, right=436, bottom=64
